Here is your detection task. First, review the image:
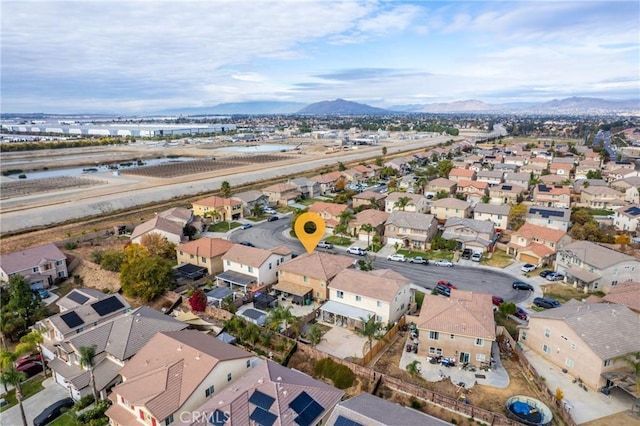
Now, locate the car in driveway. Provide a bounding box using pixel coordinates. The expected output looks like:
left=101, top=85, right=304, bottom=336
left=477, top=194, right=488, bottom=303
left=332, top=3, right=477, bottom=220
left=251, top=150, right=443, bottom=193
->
left=492, top=296, right=504, bottom=306
left=514, top=307, right=529, bottom=321
left=461, top=248, right=472, bottom=260
left=240, top=223, right=252, bottom=230
left=437, top=280, right=457, bottom=290
left=471, top=252, right=482, bottom=262
left=347, top=247, right=367, bottom=256
left=546, top=272, right=565, bottom=281
left=239, top=241, right=255, bottom=247
left=15, top=354, right=44, bottom=369
left=539, top=270, right=553, bottom=278
left=408, top=256, right=429, bottom=264
left=533, top=297, right=561, bottom=309
left=387, top=254, right=406, bottom=262
left=521, top=263, right=537, bottom=272
left=317, top=241, right=334, bottom=249
left=263, top=207, right=276, bottom=214
left=434, top=284, right=451, bottom=297
left=433, top=259, right=453, bottom=267
left=33, top=397, right=75, bottom=426
left=16, top=361, right=44, bottom=378
left=512, top=281, right=534, bottom=291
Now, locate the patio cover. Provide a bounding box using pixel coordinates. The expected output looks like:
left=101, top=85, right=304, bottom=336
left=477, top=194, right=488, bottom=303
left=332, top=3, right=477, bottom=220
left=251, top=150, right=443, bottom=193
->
left=602, top=371, right=640, bottom=399
left=320, top=300, right=374, bottom=321
left=206, top=287, right=233, bottom=301
left=565, top=265, right=601, bottom=283
left=215, top=270, right=256, bottom=290
left=273, top=281, right=312, bottom=297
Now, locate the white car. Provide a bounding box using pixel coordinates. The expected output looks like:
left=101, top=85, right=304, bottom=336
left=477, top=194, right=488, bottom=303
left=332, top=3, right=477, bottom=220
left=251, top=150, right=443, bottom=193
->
left=347, top=247, right=367, bottom=256
left=387, top=254, right=406, bottom=262
left=471, top=252, right=482, bottom=262
left=521, top=263, right=536, bottom=272
left=434, top=260, right=453, bottom=267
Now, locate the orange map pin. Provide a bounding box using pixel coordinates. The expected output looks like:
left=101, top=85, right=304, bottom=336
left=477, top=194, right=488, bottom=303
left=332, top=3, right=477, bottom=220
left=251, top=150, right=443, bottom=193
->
left=294, top=212, right=326, bottom=253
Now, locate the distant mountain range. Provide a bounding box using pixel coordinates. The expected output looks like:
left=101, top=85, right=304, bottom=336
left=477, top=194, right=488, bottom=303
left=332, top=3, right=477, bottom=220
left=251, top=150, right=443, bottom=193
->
left=158, top=96, right=638, bottom=115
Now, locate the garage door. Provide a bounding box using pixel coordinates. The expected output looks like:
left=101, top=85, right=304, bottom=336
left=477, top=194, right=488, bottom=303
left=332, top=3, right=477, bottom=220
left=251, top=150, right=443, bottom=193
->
left=519, top=253, right=539, bottom=265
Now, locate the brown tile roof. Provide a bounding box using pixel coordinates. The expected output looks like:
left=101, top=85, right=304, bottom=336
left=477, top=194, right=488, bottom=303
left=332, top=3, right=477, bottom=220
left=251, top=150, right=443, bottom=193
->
left=309, top=201, right=348, bottom=217
left=515, top=223, right=567, bottom=243
left=176, top=237, right=234, bottom=258
left=310, top=171, right=344, bottom=184
left=278, top=252, right=354, bottom=281
left=223, top=244, right=289, bottom=268
left=329, top=269, right=411, bottom=302
left=431, top=197, right=470, bottom=209
left=353, top=190, right=387, bottom=201
left=114, top=330, right=252, bottom=422
left=354, top=209, right=389, bottom=227
left=131, top=216, right=184, bottom=240
left=417, top=290, right=495, bottom=340
left=602, top=281, right=640, bottom=312
left=262, top=182, right=298, bottom=193
left=457, top=180, right=488, bottom=189
left=427, top=177, right=456, bottom=188
left=193, top=196, right=241, bottom=208
left=449, top=168, right=475, bottom=178
left=385, top=192, right=425, bottom=204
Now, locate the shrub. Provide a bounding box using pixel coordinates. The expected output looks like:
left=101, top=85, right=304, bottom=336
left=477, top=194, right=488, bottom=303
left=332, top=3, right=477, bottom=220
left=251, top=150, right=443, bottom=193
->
left=74, top=394, right=95, bottom=410
left=91, top=250, right=104, bottom=264
left=78, top=400, right=110, bottom=423
left=313, top=358, right=355, bottom=389
left=189, top=288, right=207, bottom=312
left=65, top=242, right=78, bottom=250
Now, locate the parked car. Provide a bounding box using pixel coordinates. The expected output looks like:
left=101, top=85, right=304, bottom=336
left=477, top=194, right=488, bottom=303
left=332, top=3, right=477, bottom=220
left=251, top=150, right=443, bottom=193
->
left=471, top=252, right=482, bottom=262
left=267, top=216, right=279, bottom=222
left=539, top=270, right=553, bottom=278
left=263, top=207, right=276, bottom=214
left=408, top=256, right=429, bottom=264
left=521, top=263, right=537, bottom=272
left=437, top=280, right=457, bottom=289
left=15, top=354, right=44, bottom=369
left=37, top=288, right=50, bottom=299
left=512, top=281, right=534, bottom=291
left=514, top=307, right=529, bottom=321
left=240, top=223, right=252, bottom=230
left=347, top=247, right=367, bottom=256
left=434, top=260, right=453, bottom=267
left=16, top=361, right=44, bottom=378
left=239, top=241, right=255, bottom=247
left=387, top=254, right=406, bottom=262
left=546, top=273, right=565, bottom=281
left=317, top=241, right=334, bottom=249
left=461, top=248, right=472, bottom=260
left=33, top=397, right=75, bottom=426
left=434, top=284, right=451, bottom=297
left=492, top=296, right=504, bottom=307
left=533, top=297, right=561, bottom=309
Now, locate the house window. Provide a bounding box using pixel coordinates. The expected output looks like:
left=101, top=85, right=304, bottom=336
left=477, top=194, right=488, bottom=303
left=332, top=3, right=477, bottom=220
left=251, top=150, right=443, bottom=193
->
left=521, top=331, right=527, bottom=341
left=190, top=254, right=194, bottom=259
left=337, top=291, right=344, bottom=299
left=303, top=276, right=309, bottom=283
left=246, top=359, right=251, bottom=368
left=544, top=328, right=550, bottom=338
left=227, top=373, right=232, bottom=382
left=543, top=344, right=551, bottom=355
left=475, top=338, right=484, bottom=346
left=377, top=301, right=382, bottom=307
left=355, top=295, right=361, bottom=302
left=571, top=343, right=576, bottom=350
left=248, top=266, right=254, bottom=273
left=56, top=260, right=64, bottom=266
left=476, top=354, right=486, bottom=362
left=429, top=347, right=443, bottom=355
left=226, top=260, right=230, bottom=266
left=32, top=267, right=38, bottom=273
left=205, top=385, right=215, bottom=397
left=604, top=359, right=611, bottom=367
left=376, top=315, right=382, bottom=322
left=201, top=257, right=206, bottom=263
left=566, top=358, right=574, bottom=368
left=429, top=331, right=439, bottom=340
left=450, top=334, right=455, bottom=339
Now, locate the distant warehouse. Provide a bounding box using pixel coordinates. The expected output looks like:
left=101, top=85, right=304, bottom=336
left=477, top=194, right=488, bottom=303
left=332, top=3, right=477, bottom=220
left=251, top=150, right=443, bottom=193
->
left=1, top=123, right=236, bottom=137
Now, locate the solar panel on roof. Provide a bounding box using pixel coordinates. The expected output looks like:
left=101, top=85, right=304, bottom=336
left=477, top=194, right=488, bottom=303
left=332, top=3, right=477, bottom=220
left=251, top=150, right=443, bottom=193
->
left=294, top=400, right=324, bottom=426
left=209, top=409, right=229, bottom=426
left=335, top=415, right=364, bottom=426
left=66, top=290, right=89, bottom=305
left=60, top=311, right=84, bottom=329
left=249, top=407, right=277, bottom=426
left=91, top=296, right=124, bottom=317
left=624, top=206, right=640, bottom=216
left=249, top=390, right=275, bottom=410
left=290, top=391, right=314, bottom=414
left=538, top=185, right=550, bottom=192
left=502, top=185, right=512, bottom=190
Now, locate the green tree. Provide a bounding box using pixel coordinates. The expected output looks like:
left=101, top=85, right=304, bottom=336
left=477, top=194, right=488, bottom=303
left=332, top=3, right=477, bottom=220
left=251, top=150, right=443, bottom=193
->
left=0, top=275, right=45, bottom=342
left=436, top=160, right=454, bottom=178
left=508, top=204, right=527, bottom=231
left=338, top=209, right=355, bottom=227
left=434, top=190, right=449, bottom=200
left=220, top=181, right=231, bottom=198
left=481, top=194, right=491, bottom=204
left=571, top=208, right=593, bottom=226
left=586, top=170, right=602, bottom=179
left=406, top=360, right=421, bottom=378
left=15, top=330, right=46, bottom=377
left=79, top=345, right=99, bottom=402
left=382, top=146, right=387, bottom=156
left=394, top=196, right=412, bottom=211
left=374, top=156, right=383, bottom=167
left=100, top=250, right=125, bottom=272
left=221, top=296, right=237, bottom=313
left=355, top=316, right=384, bottom=355
left=266, top=306, right=296, bottom=337
left=360, top=224, right=375, bottom=247
left=140, top=233, right=176, bottom=259
left=337, top=161, right=346, bottom=171
left=120, top=244, right=172, bottom=302
left=250, top=203, right=264, bottom=218
left=368, top=197, right=380, bottom=210
left=308, top=324, right=324, bottom=347
left=498, top=302, right=517, bottom=318
left=1, top=368, right=28, bottom=426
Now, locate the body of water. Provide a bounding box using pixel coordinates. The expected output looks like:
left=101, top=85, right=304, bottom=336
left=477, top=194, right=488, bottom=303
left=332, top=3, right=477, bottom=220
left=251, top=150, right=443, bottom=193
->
left=211, top=144, right=295, bottom=153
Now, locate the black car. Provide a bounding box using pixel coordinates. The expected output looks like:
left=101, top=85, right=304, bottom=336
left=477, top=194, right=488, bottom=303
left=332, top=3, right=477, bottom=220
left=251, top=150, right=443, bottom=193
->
left=239, top=241, right=255, bottom=247
left=267, top=216, right=279, bottom=222
left=33, top=397, right=74, bottom=426
left=539, top=270, right=553, bottom=278
left=533, top=297, right=561, bottom=309
left=461, top=248, right=472, bottom=260
left=512, top=281, right=534, bottom=291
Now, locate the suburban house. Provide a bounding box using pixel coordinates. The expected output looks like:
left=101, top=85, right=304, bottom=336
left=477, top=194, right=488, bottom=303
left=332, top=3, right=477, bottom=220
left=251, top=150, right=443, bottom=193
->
left=192, top=196, right=243, bottom=221
left=384, top=211, right=438, bottom=251
left=56, top=288, right=109, bottom=312
left=526, top=206, right=571, bottom=232
left=416, top=290, right=496, bottom=366
left=448, top=168, right=476, bottom=183
left=579, top=186, right=626, bottom=210
left=430, top=198, right=471, bottom=221
left=36, top=294, right=131, bottom=359
left=48, top=306, right=187, bottom=400
left=218, top=244, right=293, bottom=292
left=441, top=218, right=496, bottom=254
left=384, top=192, right=429, bottom=214
left=604, top=167, right=640, bottom=183
left=0, top=242, right=68, bottom=289
left=309, top=171, right=345, bottom=195
left=289, top=177, right=321, bottom=199
left=185, top=359, right=344, bottom=426
left=351, top=190, right=387, bottom=210
left=611, top=176, right=640, bottom=204
left=473, top=203, right=510, bottom=230
left=504, top=172, right=531, bottom=189
left=131, top=216, right=185, bottom=245
left=556, top=241, right=639, bottom=292
left=519, top=300, right=640, bottom=391
left=613, top=205, right=640, bottom=232
left=503, top=155, right=528, bottom=167
left=105, top=330, right=256, bottom=426
left=176, top=237, right=235, bottom=275
left=549, top=162, right=573, bottom=176
left=539, top=174, right=566, bottom=185
left=261, top=182, right=301, bottom=206
left=157, top=207, right=196, bottom=229
left=384, top=157, right=410, bottom=173
left=575, top=164, right=599, bottom=180
left=532, top=184, right=571, bottom=208
left=455, top=180, right=489, bottom=201
left=327, top=393, right=451, bottom=426
left=322, top=269, right=412, bottom=327
left=341, top=168, right=365, bottom=184
left=425, top=177, right=457, bottom=197
left=353, top=163, right=381, bottom=180
left=350, top=209, right=390, bottom=243
left=599, top=281, right=640, bottom=314
left=308, top=201, right=349, bottom=229
left=506, top=223, right=571, bottom=266
left=231, top=190, right=270, bottom=216
left=476, top=170, right=504, bottom=187
left=488, top=183, right=525, bottom=205
left=275, top=251, right=354, bottom=302
left=520, top=163, right=546, bottom=177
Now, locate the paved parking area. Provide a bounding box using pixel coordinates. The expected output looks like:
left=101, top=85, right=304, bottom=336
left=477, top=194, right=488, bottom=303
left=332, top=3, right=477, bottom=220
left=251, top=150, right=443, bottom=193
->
left=314, top=323, right=369, bottom=360
left=0, top=378, right=69, bottom=426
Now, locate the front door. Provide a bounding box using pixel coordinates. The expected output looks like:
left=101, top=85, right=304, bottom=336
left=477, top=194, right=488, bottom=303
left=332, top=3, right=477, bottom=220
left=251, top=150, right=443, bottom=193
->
left=459, top=352, right=470, bottom=364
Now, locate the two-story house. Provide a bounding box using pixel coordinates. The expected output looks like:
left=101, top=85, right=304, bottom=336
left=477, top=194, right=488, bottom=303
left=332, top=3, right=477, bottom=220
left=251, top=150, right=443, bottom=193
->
left=192, top=196, right=243, bottom=221
left=519, top=300, right=640, bottom=391
left=441, top=218, right=496, bottom=254
left=261, top=182, right=301, bottom=206
left=131, top=216, right=185, bottom=245
left=506, top=223, right=571, bottom=266
left=49, top=306, right=187, bottom=400
left=556, top=241, right=639, bottom=292
left=308, top=201, right=350, bottom=230
left=350, top=209, right=390, bottom=243
left=217, top=244, right=293, bottom=292
left=430, top=198, right=471, bottom=221
left=456, top=180, right=489, bottom=202
left=579, top=186, right=626, bottom=210
left=611, top=177, right=640, bottom=205
left=549, top=162, right=573, bottom=176
left=0, top=242, right=68, bottom=290
left=526, top=206, right=571, bottom=232
left=275, top=251, right=354, bottom=304
left=473, top=203, right=511, bottom=230
left=353, top=163, right=381, bottom=180
left=231, top=190, right=270, bottom=217
left=384, top=211, right=438, bottom=251
left=289, top=177, right=321, bottom=199
left=520, top=163, right=546, bottom=177
left=106, top=330, right=256, bottom=426
left=532, top=184, right=571, bottom=209
left=309, top=171, right=346, bottom=195
left=488, top=183, right=525, bottom=205
left=425, top=177, right=457, bottom=197
left=384, top=192, right=428, bottom=214
left=176, top=238, right=234, bottom=275
left=351, top=190, right=387, bottom=210
left=504, top=172, right=531, bottom=189
left=475, top=170, right=504, bottom=187
left=322, top=269, right=412, bottom=327
left=416, top=290, right=495, bottom=366
left=448, top=168, right=476, bottom=183
left=613, top=205, right=640, bottom=233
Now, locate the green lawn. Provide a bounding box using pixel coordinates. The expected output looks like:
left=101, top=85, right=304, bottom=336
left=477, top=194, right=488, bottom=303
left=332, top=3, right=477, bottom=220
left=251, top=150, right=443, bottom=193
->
left=396, top=249, right=454, bottom=261
left=481, top=249, right=515, bottom=268
left=325, top=236, right=352, bottom=246
left=49, top=412, right=82, bottom=426
left=588, top=209, right=614, bottom=216
left=245, top=215, right=268, bottom=222
left=207, top=221, right=241, bottom=232
left=0, top=375, right=45, bottom=412
left=298, top=198, right=323, bottom=206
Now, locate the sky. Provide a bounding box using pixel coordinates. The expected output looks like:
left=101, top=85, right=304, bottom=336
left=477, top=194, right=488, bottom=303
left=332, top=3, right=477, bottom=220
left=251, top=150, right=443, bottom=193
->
left=1, top=0, right=639, bottom=114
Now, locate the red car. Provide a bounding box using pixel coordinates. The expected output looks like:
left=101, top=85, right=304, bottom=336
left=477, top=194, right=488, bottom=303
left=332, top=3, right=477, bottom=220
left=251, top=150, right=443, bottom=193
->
left=492, top=296, right=504, bottom=307
left=437, top=280, right=457, bottom=289
left=16, top=361, right=45, bottom=378
left=15, top=354, right=44, bottom=369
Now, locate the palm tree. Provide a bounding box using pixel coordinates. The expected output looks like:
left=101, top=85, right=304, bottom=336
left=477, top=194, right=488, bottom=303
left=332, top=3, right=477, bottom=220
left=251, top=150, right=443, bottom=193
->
left=355, top=316, right=384, bottom=355
left=266, top=306, right=296, bottom=336
left=0, top=350, right=17, bottom=393
left=16, top=330, right=46, bottom=376
left=250, top=203, right=264, bottom=218
left=220, top=181, right=231, bottom=198
left=79, top=345, right=99, bottom=402
left=415, top=177, right=427, bottom=194
left=394, top=196, right=412, bottom=211
left=307, top=324, right=324, bottom=347
left=360, top=224, right=375, bottom=248
left=2, top=368, right=28, bottom=426
left=368, top=197, right=379, bottom=210
left=338, top=209, right=355, bottom=226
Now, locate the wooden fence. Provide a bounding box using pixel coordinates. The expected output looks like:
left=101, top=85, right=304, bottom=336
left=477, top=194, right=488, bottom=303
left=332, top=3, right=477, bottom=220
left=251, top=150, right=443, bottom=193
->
left=360, top=316, right=406, bottom=366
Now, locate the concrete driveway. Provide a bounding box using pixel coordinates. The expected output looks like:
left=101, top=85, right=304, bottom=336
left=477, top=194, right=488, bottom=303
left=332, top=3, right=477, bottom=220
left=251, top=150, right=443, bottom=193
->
left=315, top=323, right=369, bottom=360
left=0, top=377, right=69, bottom=426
